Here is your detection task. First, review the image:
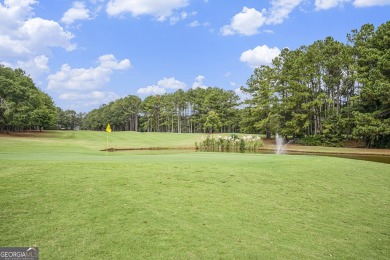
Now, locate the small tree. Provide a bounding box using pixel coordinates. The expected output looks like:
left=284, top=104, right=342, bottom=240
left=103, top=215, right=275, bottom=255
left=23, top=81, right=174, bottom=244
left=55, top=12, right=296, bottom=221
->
left=204, top=111, right=222, bottom=133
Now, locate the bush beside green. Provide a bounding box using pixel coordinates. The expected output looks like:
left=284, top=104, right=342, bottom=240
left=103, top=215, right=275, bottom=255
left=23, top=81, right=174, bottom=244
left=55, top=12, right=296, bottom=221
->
left=296, top=134, right=345, bottom=147
left=195, top=134, right=263, bottom=151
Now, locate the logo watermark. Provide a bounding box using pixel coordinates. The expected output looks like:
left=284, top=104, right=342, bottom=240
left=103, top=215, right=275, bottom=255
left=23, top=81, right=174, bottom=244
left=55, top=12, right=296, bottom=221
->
left=0, top=247, right=38, bottom=260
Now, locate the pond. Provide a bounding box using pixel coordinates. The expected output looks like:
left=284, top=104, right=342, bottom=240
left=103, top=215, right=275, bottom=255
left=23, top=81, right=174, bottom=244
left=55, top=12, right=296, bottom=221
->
left=106, top=147, right=390, bottom=164
left=281, top=151, right=390, bottom=164
left=199, top=149, right=390, bottom=164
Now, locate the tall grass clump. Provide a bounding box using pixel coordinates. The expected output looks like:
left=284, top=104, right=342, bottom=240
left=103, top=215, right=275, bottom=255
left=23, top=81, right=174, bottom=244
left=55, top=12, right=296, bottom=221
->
left=195, top=134, right=263, bottom=152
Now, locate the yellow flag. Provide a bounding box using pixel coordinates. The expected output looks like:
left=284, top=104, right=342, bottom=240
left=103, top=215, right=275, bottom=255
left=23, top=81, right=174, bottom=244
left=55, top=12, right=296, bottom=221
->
left=106, top=123, right=112, bottom=133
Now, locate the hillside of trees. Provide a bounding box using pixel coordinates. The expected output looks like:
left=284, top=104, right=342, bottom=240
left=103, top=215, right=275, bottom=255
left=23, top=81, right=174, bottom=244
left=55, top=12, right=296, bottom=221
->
left=1, top=21, right=389, bottom=147
left=241, top=22, right=390, bottom=148
left=0, top=66, right=58, bottom=132
left=82, top=88, right=240, bottom=133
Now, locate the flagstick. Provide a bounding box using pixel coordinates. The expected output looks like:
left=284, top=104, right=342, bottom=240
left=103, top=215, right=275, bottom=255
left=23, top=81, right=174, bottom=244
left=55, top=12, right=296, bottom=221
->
left=106, top=132, right=108, bottom=158
left=105, top=123, right=111, bottom=159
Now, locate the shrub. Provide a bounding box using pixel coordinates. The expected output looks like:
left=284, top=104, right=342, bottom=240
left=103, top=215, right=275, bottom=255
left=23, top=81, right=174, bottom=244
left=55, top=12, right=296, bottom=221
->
left=296, top=135, right=344, bottom=147
left=196, top=134, right=263, bottom=152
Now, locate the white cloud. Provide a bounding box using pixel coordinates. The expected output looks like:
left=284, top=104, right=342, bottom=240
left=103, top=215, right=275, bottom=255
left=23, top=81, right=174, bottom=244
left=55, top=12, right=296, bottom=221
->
left=157, top=77, right=186, bottom=89
left=137, top=85, right=166, bottom=95
left=0, top=0, right=76, bottom=82
left=353, top=0, right=390, bottom=7
left=315, top=0, right=349, bottom=9
left=169, top=11, right=196, bottom=25
left=47, top=54, right=131, bottom=91
left=192, top=75, right=208, bottom=89
left=137, top=76, right=186, bottom=96
left=315, top=0, right=390, bottom=9
left=61, top=1, right=91, bottom=25
left=240, top=45, right=281, bottom=68
left=263, top=29, right=274, bottom=34
left=89, top=0, right=105, bottom=4
left=20, top=18, right=76, bottom=52
left=32, top=55, right=49, bottom=71
left=0, top=17, right=75, bottom=59
left=220, top=7, right=266, bottom=36
left=220, top=1, right=303, bottom=36
left=48, top=54, right=130, bottom=109
left=221, top=0, right=384, bottom=36
left=0, top=59, right=48, bottom=82
left=13, top=55, right=50, bottom=79
left=59, top=91, right=121, bottom=109
left=235, top=87, right=252, bottom=103
left=0, top=35, right=30, bottom=58
left=188, top=20, right=201, bottom=27
left=106, top=0, right=189, bottom=21
left=0, top=1, right=75, bottom=56
left=188, top=20, right=209, bottom=28
left=266, top=0, right=302, bottom=24
left=59, top=91, right=119, bottom=101
left=0, top=0, right=36, bottom=34
left=98, top=54, right=131, bottom=70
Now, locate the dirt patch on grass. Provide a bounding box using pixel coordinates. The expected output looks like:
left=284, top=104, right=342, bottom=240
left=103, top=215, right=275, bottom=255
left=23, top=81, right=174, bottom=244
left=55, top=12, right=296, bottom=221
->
left=0, top=130, right=52, bottom=138
left=101, top=147, right=195, bottom=152
left=260, top=138, right=390, bottom=156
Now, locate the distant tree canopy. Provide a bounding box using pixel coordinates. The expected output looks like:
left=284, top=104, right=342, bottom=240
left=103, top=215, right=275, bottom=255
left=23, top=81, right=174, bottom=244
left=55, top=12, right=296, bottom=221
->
left=57, top=108, right=84, bottom=130
left=0, top=65, right=57, bottom=132
left=82, top=87, right=240, bottom=133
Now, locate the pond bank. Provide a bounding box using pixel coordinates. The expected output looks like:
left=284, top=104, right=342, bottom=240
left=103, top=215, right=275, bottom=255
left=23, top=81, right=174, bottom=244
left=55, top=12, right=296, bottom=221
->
left=101, top=143, right=390, bottom=164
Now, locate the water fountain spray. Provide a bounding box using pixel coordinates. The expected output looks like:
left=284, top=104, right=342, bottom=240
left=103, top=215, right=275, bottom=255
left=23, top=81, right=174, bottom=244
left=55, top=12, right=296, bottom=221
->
left=275, top=133, right=293, bottom=154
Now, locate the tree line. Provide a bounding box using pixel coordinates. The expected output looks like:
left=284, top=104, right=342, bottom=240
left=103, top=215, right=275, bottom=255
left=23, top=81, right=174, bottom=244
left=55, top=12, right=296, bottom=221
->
left=240, top=21, right=389, bottom=148
left=0, top=65, right=57, bottom=132
left=82, top=88, right=241, bottom=133
left=1, top=21, right=389, bottom=147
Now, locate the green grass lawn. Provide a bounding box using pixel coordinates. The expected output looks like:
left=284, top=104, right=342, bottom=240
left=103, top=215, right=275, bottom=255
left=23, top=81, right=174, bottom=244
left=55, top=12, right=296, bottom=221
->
left=0, top=131, right=389, bottom=259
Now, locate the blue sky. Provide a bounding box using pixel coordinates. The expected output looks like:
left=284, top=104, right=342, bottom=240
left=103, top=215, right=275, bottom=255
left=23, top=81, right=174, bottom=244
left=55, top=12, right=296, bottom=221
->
left=1, top=0, right=389, bottom=112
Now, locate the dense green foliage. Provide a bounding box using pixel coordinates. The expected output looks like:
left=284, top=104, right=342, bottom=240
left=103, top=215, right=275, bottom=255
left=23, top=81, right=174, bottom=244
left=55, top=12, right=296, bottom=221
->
left=195, top=134, right=263, bottom=151
left=56, top=108, right=84, bottom=130
left=82, top=88, right=240, bottom=133
left=241, top=21, right=390, bottom=148
left=0, top=65, right=58, bottom=131
left=348, top=23, right=390, bottom=147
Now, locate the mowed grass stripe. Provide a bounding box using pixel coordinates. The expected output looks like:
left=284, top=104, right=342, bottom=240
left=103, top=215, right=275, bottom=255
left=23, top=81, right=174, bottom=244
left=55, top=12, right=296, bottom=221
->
left=0, top=131, right=204, bottom=160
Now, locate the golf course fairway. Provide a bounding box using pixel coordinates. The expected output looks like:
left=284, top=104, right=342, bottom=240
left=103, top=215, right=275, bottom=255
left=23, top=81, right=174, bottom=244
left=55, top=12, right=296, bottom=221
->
left=1, top=131, right=389, bottom=259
